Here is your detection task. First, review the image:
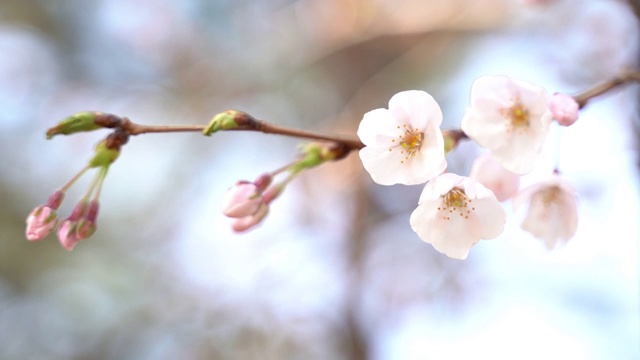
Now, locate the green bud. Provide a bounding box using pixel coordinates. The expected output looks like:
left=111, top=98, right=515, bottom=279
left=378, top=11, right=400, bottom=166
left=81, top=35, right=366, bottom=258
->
left=46, top=112, right=104, bottom=139
left=203, top=110, right=241, bottom=136
left=443, top=130, right=466, bottom=154
left=289, top=143, right=334, bottom=174
left=444, top=135, right=456, bottom=154
left=88, top=141, right=120, bottom=168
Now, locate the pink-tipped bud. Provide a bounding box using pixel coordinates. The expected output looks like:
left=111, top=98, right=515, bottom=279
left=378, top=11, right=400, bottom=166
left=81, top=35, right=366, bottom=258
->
left=470, top=153, right=520, bottom=202
left=57, top=200, right=89, bottom=251
left=550, top=93, right=579, bottom=126
left=25, top=190, right=65, bottom=241
left=57, top=219, right=80, bottom=251
left=76, top=201, right=99, bottom=240
left=253, top=173, right=273, bottom=192
left=26, top=206, right=58, bottom=241
left=262, top=185, right=283, bottom=204
left=231, top=203, right=269, bottom=232
left=222, top=182, right=264, bottom=218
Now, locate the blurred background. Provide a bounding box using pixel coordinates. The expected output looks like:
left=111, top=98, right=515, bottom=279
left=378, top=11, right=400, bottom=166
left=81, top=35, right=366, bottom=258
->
left=1, top=0, right=639, bottom=359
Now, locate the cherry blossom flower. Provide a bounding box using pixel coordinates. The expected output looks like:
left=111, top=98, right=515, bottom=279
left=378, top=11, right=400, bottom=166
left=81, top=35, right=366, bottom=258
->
left=25, top=190, right=65, bottom=241
left=461, top=76, right=553, bottom=175
left=410, top=173, right=506, bottom=259
left=550, top=93, right=579, bottom=126
left=513, top=175, right=578, bottom=249
left=470, top=153, right=520, bottom=202
left=357, top=90, right=446, bottom=185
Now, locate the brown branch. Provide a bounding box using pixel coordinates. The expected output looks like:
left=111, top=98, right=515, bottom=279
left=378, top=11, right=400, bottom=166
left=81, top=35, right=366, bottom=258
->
left=95, top=70, right=639, bottom=155
left=120, top=113, right=365, bottom=150
left=572, top=70, right=640, bottom=108
left=120, top=119, right=205, bottom=135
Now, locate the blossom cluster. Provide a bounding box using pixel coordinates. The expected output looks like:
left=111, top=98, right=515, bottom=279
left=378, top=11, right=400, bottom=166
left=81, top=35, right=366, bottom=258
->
left=357, top=77, right=580, bottom=259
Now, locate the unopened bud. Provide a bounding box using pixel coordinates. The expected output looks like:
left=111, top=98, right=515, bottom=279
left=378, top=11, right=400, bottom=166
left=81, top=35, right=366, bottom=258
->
left=289, top=143, right=331, bottom=173
left=443, top=130, right=467, bottom=154
left=550, top=93, right=579, bottom=126
left=231, top=203, right=269, bottom=232
left=89, top=140, right=120, bottom=168
left=26, top=206, right=58, bottom=241
left=46, top=112, right=122, bottom=139
left=76, top=201, right=99, bottom=240
left=57, top=220, right=80, bottom=251
left=203, top=110, right=241, bottom=135
left=262, top=185, right=283, bottom=204
left=25, top=190, right=65, bottom=241
left=222, top=182, right=264, bottom=218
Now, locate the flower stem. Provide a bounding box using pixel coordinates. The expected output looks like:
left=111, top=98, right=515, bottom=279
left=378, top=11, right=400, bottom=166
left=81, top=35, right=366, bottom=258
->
left=61, top=166, right=90, bottom=192
left=92, top=166, right=109, bottom=201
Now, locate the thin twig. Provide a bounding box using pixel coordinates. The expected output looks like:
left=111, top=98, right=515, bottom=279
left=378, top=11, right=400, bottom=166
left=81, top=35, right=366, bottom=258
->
left=573, top=70, right=640, bottom=108
left=114, top=70, right=639, bottom=152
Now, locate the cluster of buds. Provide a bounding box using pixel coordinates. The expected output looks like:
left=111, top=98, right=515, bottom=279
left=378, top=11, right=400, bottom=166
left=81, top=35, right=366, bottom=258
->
left=221, top=141, right=349, bottom=232
left=26, top=112, right=127, bottom=250
left=221, top=175, right=280, bottom=232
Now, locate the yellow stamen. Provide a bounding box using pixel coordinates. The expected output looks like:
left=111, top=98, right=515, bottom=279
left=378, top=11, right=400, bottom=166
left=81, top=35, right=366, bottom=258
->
left=501, top=98, right=530, bottom=133
left=389, top=124, right=424, bottom=164
left=438, top=187, right=475, bottom=220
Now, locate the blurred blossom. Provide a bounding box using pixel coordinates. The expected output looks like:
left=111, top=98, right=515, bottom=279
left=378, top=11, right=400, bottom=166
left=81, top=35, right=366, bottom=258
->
left=461, top=75, right=552, bottom=174
left=470, top=153, right=520, bottom=202
left=513, top=175, right=578, bottom=249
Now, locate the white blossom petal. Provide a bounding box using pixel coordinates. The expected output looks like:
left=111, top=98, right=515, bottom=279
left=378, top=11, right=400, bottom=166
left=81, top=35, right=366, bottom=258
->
left=357, top=90, right=446, bottom=185
left=470, top=153, right=520, bottom=202
left=461, top=76, right=552, bottom=175
left=411, top=173, right=506, bottom=259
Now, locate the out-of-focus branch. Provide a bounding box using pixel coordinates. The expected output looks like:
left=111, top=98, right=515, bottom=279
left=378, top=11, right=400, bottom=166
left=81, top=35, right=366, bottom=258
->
left=572, top=70, right=640, bottom=108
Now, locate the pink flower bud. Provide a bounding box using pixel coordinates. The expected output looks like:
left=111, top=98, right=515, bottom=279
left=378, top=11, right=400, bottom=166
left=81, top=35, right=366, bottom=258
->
left=253, top=173, right=273, bottom=192
left=25, top=190, right=65, bottom=241
left=550, top=93, right=579, bottom=126
left=262, top=185, right=283, bottom=204
left=57, top=200, right=89, bottom=251
left=222, top=182, right=264, bottom=218
left=57, top=220, right=80, bottom=251
left=231, top=203, right=269, bottom=232
left=76, top=201, right=99, bottom=240
left=26, top=206, right=58, bottom=241
left=470, top=153, right=520, bottom=202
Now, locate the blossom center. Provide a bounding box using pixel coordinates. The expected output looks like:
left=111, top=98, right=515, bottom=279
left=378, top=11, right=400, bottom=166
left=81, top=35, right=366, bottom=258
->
left=437, top=187, right=475, bottom=220
left=532, top=185, right=563, bottom=211
left=390, top=124, right=424, bottom=164
left=502, top=99, right=530, bottom=132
